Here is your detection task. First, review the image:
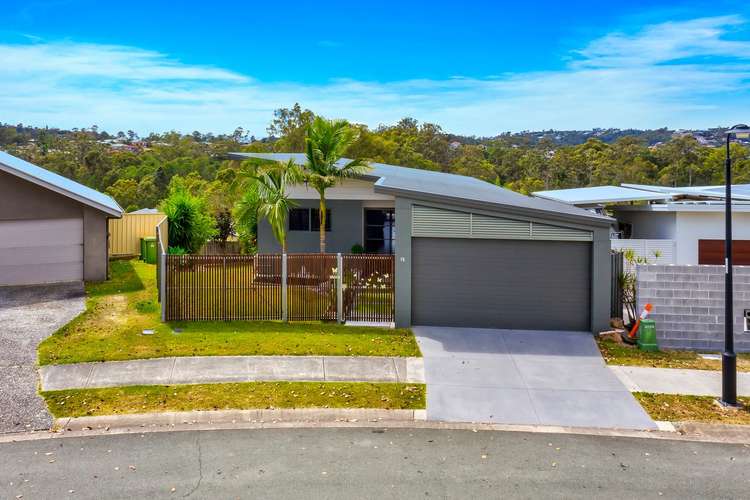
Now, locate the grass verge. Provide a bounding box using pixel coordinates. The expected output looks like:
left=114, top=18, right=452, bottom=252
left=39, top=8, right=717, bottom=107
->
left=42, top=382, right=426, bottom=418
left=597, top=338, right=750, bottom=372
left=38, top=259, right=420, bottom=365
left=634, top=393, right=750, bottom=425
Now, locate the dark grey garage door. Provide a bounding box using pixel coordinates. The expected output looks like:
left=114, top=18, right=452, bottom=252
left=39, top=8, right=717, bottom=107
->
left=411, top=238, right=591, bottom=331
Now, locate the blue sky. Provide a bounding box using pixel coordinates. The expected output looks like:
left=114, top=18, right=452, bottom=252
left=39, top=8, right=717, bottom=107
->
left=1, top=0, right=750, bottom=136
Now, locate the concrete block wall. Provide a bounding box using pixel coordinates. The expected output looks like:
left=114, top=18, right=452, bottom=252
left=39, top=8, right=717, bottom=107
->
left=636, top=264, right=750, bottom=352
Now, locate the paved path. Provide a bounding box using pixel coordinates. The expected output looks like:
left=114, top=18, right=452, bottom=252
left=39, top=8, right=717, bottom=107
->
left=610, top=365, right=750, bottom=397
left=414, top=326, right=656, bottom=430
left=0, top=283, right=85, bottom=434
left=2, top=427, right=749, bottom=499
left=40, top=355, right=425, bottom=391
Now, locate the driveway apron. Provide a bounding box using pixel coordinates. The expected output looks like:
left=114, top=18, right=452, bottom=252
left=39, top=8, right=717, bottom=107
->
left=0, top=283, right=85, bottom=433
left=414, top=326, right=656, bottom=430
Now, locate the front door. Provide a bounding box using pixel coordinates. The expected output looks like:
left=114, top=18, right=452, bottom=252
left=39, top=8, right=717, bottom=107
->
left=364, top=209, right=395, bottom=254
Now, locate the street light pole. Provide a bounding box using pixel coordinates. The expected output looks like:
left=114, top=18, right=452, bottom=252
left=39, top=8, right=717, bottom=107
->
left=721, top=124, right=750, bottom=407
left=722, top=132, right=736, bottom=407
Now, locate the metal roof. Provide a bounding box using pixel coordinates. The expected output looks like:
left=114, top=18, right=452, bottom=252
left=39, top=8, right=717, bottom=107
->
left=533, top=186, right=670, bottom=205
left=229, top=152, right=612, bottom=226
left=621, top=183, right=750, bottom=201
left=0, top=150, right=123, bottom=217
left=535, top=182, right=750, bottom=206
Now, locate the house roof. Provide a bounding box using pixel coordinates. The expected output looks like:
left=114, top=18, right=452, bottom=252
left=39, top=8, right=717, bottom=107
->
left=0, top=150, right=123, bottom=217
left=534, top=183, right=750, bottom=206
left=534, top=186, right=672, bottom=205
left=228, top=152, right=613, bottom=227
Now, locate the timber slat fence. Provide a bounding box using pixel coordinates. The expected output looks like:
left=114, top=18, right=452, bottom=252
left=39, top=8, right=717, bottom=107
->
left=163, top=253, right=394, bottom=323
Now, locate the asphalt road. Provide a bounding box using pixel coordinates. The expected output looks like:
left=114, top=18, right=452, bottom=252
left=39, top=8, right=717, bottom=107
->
left=1, top=428, right=749, bottom=499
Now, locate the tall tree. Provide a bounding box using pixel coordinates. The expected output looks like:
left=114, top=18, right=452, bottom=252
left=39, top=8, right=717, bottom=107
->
left=236, top=159, right=302, bottom=253
left=304, top=117, right=371, bottom=253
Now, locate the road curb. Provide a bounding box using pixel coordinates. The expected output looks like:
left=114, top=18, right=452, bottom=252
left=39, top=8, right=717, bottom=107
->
left=54, top=408, right=426, bottom=432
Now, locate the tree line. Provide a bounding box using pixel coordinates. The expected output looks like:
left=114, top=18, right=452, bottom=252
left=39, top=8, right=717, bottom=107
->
left=2, top=104, right=748, bottom=251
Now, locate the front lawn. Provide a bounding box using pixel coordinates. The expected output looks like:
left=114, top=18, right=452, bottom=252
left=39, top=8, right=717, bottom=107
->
left=597, top=337, right=750, bottom=372
left=38, top=259, right=420, bottom=365
left=42, top=382, right=426, bottom=418
left=635, top=393, right=750, bottom=425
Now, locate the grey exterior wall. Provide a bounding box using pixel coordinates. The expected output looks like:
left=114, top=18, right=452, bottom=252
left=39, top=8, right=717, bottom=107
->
left=0, top=170, right=111, bottom=282
left=257, top=199, right=364, bottom=254
left=83, top=207, right=109, bottom=281
left=637, top=264, right=750, bottom=352
left=394, top=196, right=611, bottom=332
left=0, top=170, right=82, bottom=219
left=613, top=209, right=676, bottom=239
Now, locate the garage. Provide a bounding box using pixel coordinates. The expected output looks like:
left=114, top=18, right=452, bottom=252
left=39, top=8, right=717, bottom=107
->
left=0, top=218, right=84, bottom=286
left=412, top=237, right=591, bottom=330
left=0, top=151, right=122, bottom=286
left=403, top=203, right=603, bottom=331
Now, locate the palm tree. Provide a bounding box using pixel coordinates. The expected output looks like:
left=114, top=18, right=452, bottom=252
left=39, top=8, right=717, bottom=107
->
left=305, top=117, right=371, bottom=253
left=235, top=159, right=302, bottom=253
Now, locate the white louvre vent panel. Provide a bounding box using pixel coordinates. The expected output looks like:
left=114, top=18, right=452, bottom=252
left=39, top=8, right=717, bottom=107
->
left=412, top=205, right=593, bottom=242
left=471, top=213, right=531, bottom=239
left=531, top=223, right=593, bottom=241
left=412, top=205, right=471, bottom=238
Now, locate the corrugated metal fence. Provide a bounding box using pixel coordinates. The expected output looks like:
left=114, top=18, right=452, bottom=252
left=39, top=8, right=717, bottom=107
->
left=109, top=213, right=166, bottom=256
left=163, top=253, right=394, bottom=323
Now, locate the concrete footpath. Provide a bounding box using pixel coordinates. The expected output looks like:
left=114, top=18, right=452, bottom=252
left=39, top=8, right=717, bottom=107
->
left=40, top=355, right=425, bottom=391
left=609, top=365, right=750, bottom=397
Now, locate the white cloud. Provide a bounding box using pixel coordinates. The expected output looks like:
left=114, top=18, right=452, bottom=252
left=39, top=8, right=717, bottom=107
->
left=1, top=15, right=749, bottom=136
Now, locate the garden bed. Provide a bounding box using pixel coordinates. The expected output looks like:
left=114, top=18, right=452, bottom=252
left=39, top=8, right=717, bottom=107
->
left=597, top=337, right=750, bottom=372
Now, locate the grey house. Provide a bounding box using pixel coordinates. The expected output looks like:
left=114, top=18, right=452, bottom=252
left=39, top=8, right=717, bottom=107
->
left=230, top=153, right=614, bottom=333
left=0, top=151, right=123, bottom=286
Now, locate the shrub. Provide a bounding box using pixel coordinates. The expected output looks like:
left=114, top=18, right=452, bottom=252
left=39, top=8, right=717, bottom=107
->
left=350, top=243, right=365, bottom=254
left=168, top=246, right=188, bottom=255
left=160, top=186, right=217, bottom=253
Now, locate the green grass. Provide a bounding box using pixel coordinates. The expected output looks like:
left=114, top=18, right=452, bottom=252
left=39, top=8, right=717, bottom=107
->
left=597, top=337, right=750, bottom=372
left=38, top=259, right=421, bottom=365
left=42, top=382, right=426, bottom=418
left=634, top=393, right=750, bottom=425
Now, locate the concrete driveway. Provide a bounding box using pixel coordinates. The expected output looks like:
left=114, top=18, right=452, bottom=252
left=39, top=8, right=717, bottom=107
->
left=0, top=283, right=85, bottom=434
left=414, top=326, right=656, bottom=430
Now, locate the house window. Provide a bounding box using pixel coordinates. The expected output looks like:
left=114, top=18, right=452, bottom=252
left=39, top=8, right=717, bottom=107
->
left=364, top=209, right=395, bottom=254
left=288, top=208, right=331, bottom=232
left=289, top=209, right=310, bottom=231
left=311, top=209, right=332, bottom=232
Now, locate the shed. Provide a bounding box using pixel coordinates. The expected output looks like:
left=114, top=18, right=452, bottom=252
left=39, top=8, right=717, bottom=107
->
left=0, top=151, right=123, bottom=286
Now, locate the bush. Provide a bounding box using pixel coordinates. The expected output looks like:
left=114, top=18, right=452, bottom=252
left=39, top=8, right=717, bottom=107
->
left=168, top=246, right=188, bottom=255
left=350, top=243, right=365, bottom=254
left=160, top=186, right=217, bottom=253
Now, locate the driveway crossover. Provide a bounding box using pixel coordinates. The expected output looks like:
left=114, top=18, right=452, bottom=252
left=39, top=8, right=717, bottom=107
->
left=414, top=326, right=656, bottom=430
left=0, top=283, right=85, bottom=433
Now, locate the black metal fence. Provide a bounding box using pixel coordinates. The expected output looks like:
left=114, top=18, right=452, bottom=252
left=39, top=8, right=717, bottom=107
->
left=610, top=251, right=624, bottom=319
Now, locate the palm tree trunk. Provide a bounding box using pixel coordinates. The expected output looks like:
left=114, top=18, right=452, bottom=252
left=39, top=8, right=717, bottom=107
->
left=319, top=193, right=327, bottom=253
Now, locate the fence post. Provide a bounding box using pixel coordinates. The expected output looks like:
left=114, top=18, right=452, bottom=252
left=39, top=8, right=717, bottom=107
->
left=160, top=252, right=167, bottom=322
left=223, top=256, right=227, bottom=321
left=281, top=253, right=288, bottom=322
left=337, top=253, right=344, bottom=324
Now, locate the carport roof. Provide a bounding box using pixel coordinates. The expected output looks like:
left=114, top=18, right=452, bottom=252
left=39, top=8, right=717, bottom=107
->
left=228, top=152, right=613, bottom=227
left=0, top=150, right=123, bottom=217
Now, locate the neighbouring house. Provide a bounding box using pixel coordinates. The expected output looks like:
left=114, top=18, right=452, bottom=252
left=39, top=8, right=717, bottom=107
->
left=0, top=150, right=123, bottom=286
left=534, top=183, right=750, bottom=266
left=230, top=152, right=613, bottom=332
